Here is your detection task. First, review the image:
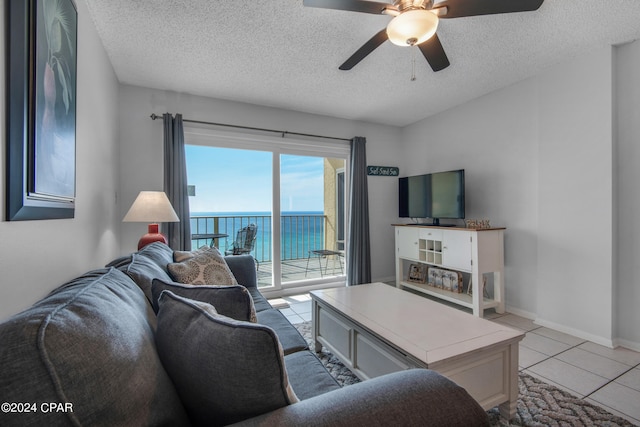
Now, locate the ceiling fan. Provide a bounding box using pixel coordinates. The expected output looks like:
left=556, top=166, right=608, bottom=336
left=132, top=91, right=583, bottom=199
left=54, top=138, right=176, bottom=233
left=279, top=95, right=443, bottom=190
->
left=303, top=0, right=544, bottom=72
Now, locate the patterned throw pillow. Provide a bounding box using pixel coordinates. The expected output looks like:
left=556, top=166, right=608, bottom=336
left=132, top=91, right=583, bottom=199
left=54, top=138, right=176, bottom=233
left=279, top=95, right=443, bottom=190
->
left=168, top=246, right=238, bottom=286
left=156, top=291, right=298, bottom=426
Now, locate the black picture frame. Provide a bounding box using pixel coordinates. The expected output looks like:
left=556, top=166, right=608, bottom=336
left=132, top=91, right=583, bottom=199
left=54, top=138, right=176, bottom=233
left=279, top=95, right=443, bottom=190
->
left=5, top=0, right=77, bottom=221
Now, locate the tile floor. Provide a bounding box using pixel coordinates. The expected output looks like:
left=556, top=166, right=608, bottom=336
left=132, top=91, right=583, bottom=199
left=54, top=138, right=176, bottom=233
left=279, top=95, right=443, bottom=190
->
left=270, top=293, right=640, bottom=426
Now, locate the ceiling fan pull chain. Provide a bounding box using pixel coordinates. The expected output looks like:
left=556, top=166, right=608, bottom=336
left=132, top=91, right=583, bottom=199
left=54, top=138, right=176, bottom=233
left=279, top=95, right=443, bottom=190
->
left=411, top=46, right=417, bottom=81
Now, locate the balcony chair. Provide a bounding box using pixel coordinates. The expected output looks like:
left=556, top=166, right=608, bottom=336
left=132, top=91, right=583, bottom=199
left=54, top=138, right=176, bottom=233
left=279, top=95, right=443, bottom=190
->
left=225, top=223, right=259, bottom=268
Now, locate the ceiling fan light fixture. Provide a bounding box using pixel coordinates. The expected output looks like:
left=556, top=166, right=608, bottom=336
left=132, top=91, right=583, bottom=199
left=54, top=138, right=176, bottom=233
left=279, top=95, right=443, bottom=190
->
left=386, top=9, right=439, bottom=47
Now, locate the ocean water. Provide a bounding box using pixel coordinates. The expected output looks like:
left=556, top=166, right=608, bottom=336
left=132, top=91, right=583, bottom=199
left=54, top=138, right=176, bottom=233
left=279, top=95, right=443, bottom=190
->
left=190, top=211, right=325, bottom=262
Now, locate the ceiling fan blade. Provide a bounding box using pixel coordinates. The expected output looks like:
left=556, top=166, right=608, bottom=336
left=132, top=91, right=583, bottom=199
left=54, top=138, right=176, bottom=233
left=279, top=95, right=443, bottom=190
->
left=303, top=0, right=392, bottom=15
left=418, top=34, right=450, bottom=72
left=435, top=0, right=544, bottom=19
left=339, top=29, right=388, bottom=70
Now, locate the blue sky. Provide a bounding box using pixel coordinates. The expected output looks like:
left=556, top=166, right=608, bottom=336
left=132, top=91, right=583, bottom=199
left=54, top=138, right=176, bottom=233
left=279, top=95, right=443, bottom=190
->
left=185, top=145, right=324, bottom=213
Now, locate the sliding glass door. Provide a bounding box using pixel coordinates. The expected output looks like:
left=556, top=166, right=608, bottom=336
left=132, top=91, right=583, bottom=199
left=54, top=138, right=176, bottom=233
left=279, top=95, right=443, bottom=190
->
left=185, top=127, right=349, bottom=292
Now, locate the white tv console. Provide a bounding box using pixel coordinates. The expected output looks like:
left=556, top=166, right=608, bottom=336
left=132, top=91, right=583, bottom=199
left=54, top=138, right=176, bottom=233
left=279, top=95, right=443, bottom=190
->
left=393, top=224, right=506, bottom=317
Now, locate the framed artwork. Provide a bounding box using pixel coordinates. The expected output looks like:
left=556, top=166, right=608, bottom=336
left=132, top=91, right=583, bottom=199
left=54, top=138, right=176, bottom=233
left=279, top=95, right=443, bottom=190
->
left=407, top=263, right=427, bottom=284
left=427, top=267, right=464, bottom=293
left=6, top=0, right=77, bottom=220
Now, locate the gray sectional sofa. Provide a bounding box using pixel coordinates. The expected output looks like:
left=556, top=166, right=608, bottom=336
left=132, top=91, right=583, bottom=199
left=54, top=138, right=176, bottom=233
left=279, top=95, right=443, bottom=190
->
left=0, top=242, right=489, bottom=426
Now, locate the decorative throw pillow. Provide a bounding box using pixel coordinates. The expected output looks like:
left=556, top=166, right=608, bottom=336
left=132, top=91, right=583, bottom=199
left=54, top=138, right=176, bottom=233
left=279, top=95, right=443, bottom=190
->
left=167, top=246, right=238, bottom=286
left=155, top=291, right=298, bottom=426
left=151, top=278, right=257, bottom=322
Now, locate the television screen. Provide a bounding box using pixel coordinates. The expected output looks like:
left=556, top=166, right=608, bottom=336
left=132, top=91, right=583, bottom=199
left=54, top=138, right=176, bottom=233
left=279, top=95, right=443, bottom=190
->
left=399, top=169, right=465, bottom=221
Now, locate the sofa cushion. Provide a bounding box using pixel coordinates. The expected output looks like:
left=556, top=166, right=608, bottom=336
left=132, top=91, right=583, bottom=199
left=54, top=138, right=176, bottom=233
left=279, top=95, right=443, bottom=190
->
left=151, top=278, right=257, bottom=322
left=156, top=291, right=298, bottom=426
left=107, top=242, right=174, bottom=271
left=246, top=286, right=273, bottom=312
left=0, top=268, right=189, bottom=427
left=137, top=241, right=174, bottom=272
left=284, top=350, right=341, bottom=400
left=121, top=252, right=174, bottom=302
left=168, top=246, right=238, bottom=286
left=224, top=254, right=258, bottom=288
left=256, top=309, right=309, bottom=355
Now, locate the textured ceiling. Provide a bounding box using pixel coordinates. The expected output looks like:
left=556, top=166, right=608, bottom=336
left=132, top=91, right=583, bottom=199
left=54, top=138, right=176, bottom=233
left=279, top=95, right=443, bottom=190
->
left=84, top=0, right=640, bottom=127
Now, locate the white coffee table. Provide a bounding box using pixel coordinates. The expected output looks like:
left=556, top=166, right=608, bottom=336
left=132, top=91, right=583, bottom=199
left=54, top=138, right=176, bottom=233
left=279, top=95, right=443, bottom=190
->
left=310, top=283, right=524, bottom=420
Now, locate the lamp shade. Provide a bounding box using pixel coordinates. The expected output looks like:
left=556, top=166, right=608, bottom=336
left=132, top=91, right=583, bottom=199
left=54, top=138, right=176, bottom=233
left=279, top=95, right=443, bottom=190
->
left=123, top=191, right=180, bottom=250
left=386, top=9, right=439, bottom=47
left=123, top=191, right=180, bottom=223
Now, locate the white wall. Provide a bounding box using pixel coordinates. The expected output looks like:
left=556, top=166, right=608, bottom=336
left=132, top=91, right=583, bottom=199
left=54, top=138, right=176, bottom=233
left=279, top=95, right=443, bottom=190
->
left=401, top=78, right=540, bottom=316
left=615, top=40, right=640, bottom=349
left=535, top=48, right=614, bottom=345
left=116, top=86, right=402, bottom=282
left=400, top=45, right=634, bottom=348
left=0, top=1, right=121, bottom=320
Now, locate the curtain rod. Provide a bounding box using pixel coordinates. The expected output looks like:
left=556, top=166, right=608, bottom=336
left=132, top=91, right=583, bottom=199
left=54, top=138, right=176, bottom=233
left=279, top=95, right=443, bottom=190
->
left=150, top=113, right=351, bottom=142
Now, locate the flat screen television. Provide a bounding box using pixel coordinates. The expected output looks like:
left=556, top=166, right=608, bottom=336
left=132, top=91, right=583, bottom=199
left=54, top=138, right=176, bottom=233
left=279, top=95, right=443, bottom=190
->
left=399, top=169, right=465, bottom=225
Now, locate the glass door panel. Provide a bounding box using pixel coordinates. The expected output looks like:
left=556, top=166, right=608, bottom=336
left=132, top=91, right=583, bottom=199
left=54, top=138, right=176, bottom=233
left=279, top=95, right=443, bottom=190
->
left=280, top=154, right=346, bottom=285
left=185, top=145, right=274, bottom=287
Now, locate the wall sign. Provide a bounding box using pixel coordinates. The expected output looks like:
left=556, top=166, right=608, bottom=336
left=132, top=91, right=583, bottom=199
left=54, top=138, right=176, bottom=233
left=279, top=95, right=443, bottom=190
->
left=367, top=166, right=399, bottom=176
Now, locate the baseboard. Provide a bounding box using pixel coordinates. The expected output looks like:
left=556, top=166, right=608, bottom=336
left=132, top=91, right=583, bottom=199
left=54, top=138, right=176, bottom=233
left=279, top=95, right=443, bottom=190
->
left=500, top=307, right=640, bottom=352
left=614, top=338, right=640, bottom=352
left=375, top=275, right=396, bottom=284
left=504, top=306, right=536, bottom=320
left=503, top=305, right=616, bottom=348
left=534, top=317, right=615, bottom=349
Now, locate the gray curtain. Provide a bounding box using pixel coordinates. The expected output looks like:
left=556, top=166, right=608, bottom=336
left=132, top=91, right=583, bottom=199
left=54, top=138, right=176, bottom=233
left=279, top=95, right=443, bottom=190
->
left=347, top=136, right=371, bottom=285
left=163, top=113, right=192, bottom=251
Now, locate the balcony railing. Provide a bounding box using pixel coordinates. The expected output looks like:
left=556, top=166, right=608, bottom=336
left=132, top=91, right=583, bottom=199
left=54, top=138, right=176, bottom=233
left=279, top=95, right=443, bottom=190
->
left=189, top=214, right=328, bottom=262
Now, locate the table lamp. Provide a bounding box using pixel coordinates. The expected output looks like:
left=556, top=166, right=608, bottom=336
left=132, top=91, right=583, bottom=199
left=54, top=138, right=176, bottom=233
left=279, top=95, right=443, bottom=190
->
left=123, top=191, right=180, bottom=250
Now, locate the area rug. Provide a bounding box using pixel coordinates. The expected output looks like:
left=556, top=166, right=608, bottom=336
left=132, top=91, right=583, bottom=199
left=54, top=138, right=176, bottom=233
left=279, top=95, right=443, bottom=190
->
left=294, top=321, right=637, bottom=427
